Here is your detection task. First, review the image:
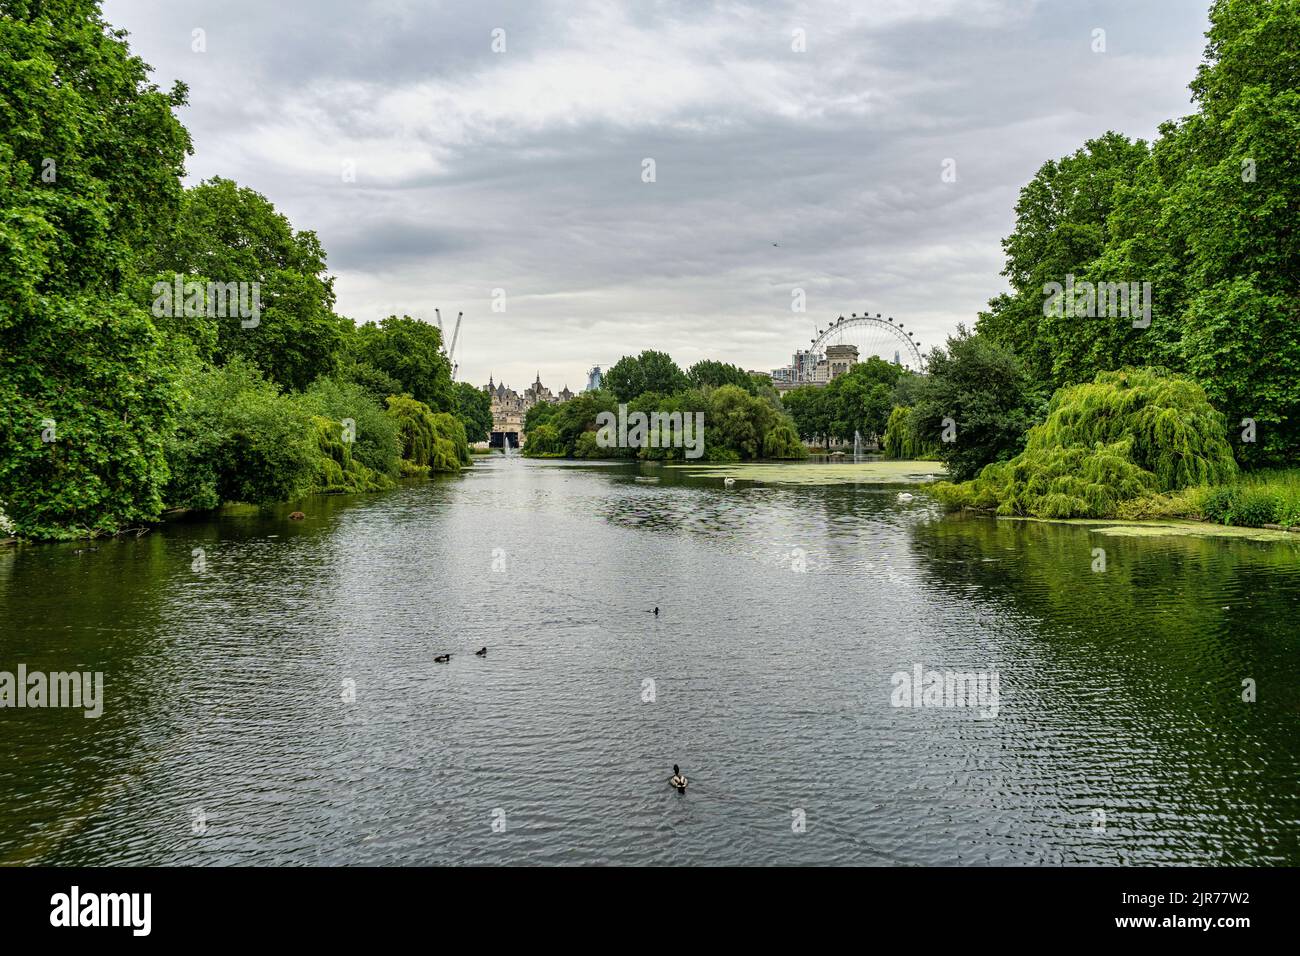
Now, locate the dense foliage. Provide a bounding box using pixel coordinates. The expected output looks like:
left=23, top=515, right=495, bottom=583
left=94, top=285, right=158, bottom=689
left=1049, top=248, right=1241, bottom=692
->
left=0, top=1, right=191, bottom=538
left=522, top=352, right=805, bottom=462
left=0, top=2, right=475, bottom=539
left=454, top=381, right=493, bottom=444
left=882, top=407, right=940, bottom=460
left=387, top=396, right=470, bottom=476
left=905, top=330, right=1043, bottom=481
left=602, top=350, right=689, bottom=403
left=686, top=360, right=757, bottom=393
left=165, top=359, right=318, bottom=511
left=144, top=177, right=350, bottom=392
left=932, top=368, right=1238, bottom=518
left=976, top=0, right=1300, bottom=467
left=782, top=357, right=908, bottom=447
left=352, top=315, right=455, bottom=412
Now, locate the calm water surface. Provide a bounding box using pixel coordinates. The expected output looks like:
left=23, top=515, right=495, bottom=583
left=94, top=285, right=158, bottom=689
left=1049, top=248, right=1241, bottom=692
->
left=1, top=457, right=1297, bottom=865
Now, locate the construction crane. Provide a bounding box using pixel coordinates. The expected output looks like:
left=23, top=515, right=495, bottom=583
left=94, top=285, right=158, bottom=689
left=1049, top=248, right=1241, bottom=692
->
left=434, top=309, right=464, bottom=381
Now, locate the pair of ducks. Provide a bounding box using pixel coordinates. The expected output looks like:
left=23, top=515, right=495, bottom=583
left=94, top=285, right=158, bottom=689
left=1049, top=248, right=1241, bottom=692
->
left=434, top=648, right=487, bottom=663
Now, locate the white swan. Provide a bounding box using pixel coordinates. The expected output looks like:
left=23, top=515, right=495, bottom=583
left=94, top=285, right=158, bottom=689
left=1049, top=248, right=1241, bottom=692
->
left=723, top=477, right=736, bottom=486
left=897, top=492, right=915, bottom=502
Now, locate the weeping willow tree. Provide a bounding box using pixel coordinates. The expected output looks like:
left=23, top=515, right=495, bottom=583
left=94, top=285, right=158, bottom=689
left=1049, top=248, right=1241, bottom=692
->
left=762, top=420, right=807, bottom=459
left=932, top=368, right=1237, bottom=518
left=883, top=406, right=941, bottom=460
left=386, top=396, right=470, bottom=475
left=309, top=416, right=396, bottom=494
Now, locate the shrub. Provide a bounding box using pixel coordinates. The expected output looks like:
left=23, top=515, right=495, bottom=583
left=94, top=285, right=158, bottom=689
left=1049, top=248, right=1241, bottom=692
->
left=911, top=328, right=1042, bottom=481
left=1194, top=470, right=1300, bottom=528
left=523, top=423, right=565, bottom=457
left=1026, top=369, right=1236, bottom=489
left=307, top=415, right=395, bottom=494
left=1, top=296, right=180, bottom=538
left=300, top=378, right=401, bottom=480
left=573, top=431, right=601, bottom=459
left=165, top=358, right=319, bottom=509
left=1232, top=487, right=1282, bottom=527
left=386, top=396, right=469, bottom=473
left=762, top=420, right=807, bottom=459
left=883, top=406, right=940, bottom=460
left=932, top=368, right=1236, bottom=519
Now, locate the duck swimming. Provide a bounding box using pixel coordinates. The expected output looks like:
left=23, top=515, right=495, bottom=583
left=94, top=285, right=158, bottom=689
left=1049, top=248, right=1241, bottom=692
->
left=475, top=647, right=487, bottom=657
left=434, top=654, right=451, bottom=663
left=670, top=764, right=688, bottom=792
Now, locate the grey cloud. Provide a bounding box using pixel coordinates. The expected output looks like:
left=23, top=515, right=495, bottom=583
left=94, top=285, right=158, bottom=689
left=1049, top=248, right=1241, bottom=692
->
left=105, top=0, right=1209, bottom=389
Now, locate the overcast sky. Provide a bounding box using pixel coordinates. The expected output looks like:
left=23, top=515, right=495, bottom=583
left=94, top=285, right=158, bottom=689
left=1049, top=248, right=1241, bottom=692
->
left=105, top=0, right=1210, bottom=392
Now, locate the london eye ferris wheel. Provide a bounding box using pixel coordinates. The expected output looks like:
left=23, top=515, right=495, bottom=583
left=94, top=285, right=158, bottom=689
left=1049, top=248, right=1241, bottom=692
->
left=807, top=312, right=926, bottom=374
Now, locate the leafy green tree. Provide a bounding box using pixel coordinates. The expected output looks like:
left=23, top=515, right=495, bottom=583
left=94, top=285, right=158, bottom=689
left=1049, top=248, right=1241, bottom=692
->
left=913, top=328, right=1043, bottom=482
left=687, top=360, right=755, bottom=393
left=932, top=367, right=1238, bottom=518
left=551, top=389, right=618, bottom=454
left=300, top=377, right=401, bottom=480
left=0, top=0, right=192, bottom=538
left=977, top=0, right=1300, bottom=466
left=603, top=350, right=688, bottom=402
left=706, top=385, right=805, bottom=459
left=781, top=385, right=832, bottom=446
left=890, top=372, right=928, bottom=409
left=976, top=132, right=1152, bottom=387
left=386, top=395, right=468, bottom=473
left=145, top=177, right=350, bottom=392
left=336, top=359, right=405, bottom=408
left=823, top=358, right=904, bottom=442
left=165, top=358, right=319, bottom=510
left=524, top=399, right=557, bottom=433
left=522, top=423, right=564, bottom=456
left=454, top=381, right=493, bottom=443
left=1164, top=0, right=1300, bottom=466
left=882, top=406, right=940, bottom=460
left=351, top=315, right=454, bottom=412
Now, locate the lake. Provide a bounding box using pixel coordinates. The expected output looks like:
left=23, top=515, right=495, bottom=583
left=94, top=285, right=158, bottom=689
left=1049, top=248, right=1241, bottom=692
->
left=1, top=456, right=1297, bottom=865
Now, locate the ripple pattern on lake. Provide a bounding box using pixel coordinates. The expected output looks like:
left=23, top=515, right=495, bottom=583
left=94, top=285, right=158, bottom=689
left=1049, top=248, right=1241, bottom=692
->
left=1, top=457, right=1297, bottom=865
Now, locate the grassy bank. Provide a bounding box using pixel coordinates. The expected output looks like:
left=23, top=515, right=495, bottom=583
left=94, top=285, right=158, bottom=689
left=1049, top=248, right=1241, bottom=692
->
left=944, top=468, right=1300, bottom=531
left=1115, top=469, right=1300, bottom=529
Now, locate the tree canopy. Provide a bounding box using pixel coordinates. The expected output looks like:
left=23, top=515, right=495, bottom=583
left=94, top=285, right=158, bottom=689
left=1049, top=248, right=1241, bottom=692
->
left=144, top=177, right=350, bottom=392
left=976, top=0, right=1300, bottom=466
left=603, top=350, right=688, bottom=403
left=933, top=368, right=1238, bottom=518
left=352, top=315, right=455, bottom=413
left=0, top=0, right=192, bottom=537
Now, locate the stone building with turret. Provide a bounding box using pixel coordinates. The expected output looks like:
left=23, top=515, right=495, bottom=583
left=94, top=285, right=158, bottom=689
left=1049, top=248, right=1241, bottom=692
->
left=483, top=373, right=573, bottom=448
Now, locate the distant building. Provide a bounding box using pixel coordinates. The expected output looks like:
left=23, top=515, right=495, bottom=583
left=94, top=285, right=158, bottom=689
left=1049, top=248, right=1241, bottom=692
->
left=523, top=371, right=555, bottom=406
left=772, top=345, right=858, bottom=392
left=585, top=365, right=603, bottom=392
left=825, top=344, right=859, bottom=380
left=484, top=373, right=568, bottom=448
